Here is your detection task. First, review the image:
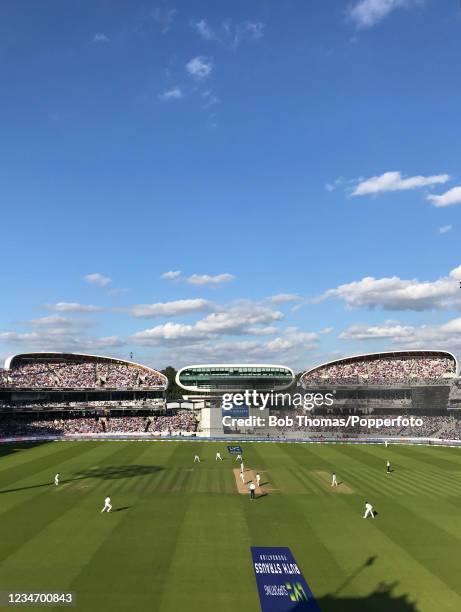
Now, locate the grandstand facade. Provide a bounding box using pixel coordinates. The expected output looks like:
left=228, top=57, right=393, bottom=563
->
left=0, top=352, right=168, bottom=414
left=300, top=350, right=458, bottom=413
left=176, top=364, right=295, bottom=392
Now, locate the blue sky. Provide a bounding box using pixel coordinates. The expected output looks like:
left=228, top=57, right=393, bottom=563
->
left=1, top=0, right=461, bottom=371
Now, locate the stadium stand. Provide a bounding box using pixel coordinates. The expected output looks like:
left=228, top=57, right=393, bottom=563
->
left=0, top=411, right=197, bottom=437
left=0, top=353, right=168, bottom=418
left=301, top=351, right=457, bottom=386
left=268, top=412, right=461, bottom=439
left=5, top=360, right=165, bottom=389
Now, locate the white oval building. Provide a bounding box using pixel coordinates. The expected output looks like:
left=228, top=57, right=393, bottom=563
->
left=176, top=364, right=295, bottom=392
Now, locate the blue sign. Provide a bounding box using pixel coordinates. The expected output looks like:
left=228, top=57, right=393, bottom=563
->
left=227, top=445, right=243, bottom=454
left=222, top=404, right=250, bottom=418
left=251, top=547, right=320, bottom=611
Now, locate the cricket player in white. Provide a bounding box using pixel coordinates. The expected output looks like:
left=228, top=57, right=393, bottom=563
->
left=215, top=452, right=222, bottom=461
left=386, top=460, right=391, bottom=474
left=363, top=501, right=375, bottom=519
left=240, top=462, right=244, bottom=473
left=331, top=473, right=338, bottom=487
left=101, top=496, right=112, bottom=513
left=235, top=454, right=242, bottom=462
left=240, top=471, right=245, bottom=483
left=54, top=473, right=60, bottom=486
left=256, top=473, right=261, bottom=487
left=194, top=454, right=200, bottom=463
left=385, top=440, right=389, bottom=448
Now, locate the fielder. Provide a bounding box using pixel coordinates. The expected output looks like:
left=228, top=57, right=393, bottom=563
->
left=216, top=452, right=223, bottom=461
left=194, top=454, right=200, bottom=463
left=331, top=472, right=338, bottom=487
left=386, top=460, right=391, bottom=474
left=385, top=440, right=389, bottom=448
left=256, top=472, right=261, bottom=487
left=54, top=473, right=60, bottom=486
left=101, top=496, right=112, bottom=513
left=363, top=501, right=375, bottom=519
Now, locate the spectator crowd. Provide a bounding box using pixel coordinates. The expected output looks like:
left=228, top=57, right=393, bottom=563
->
left=0, top=399, right=164, bottom=411
left=1, top=361, right=166, bottom=389
left=302, top=356, right=455, bottom=385
left=269, top=412, right=461, bottom=439
left=0, top=411, right=197, bottom=437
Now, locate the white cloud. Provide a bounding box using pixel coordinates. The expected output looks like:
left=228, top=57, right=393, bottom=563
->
left=224, top=19, right=265, bottom=47
left=246, top=326, right=280, bottom=336
left=339, top=320, right=414, bottom=340
left=194, top=305, right=283, bottom=335
left=131, top=303, right=284, bottom=344
left=347, top=0, right=422, bottom=29
left=317, top=265, right=461, bottom=311
left=0, top=329, right=124, bottom=352
left=29, top=315, right=92, bottom=329
left=46, top=302, right=103, bottom=313
left=93, top=33, right=110, bottom=43
left=241, top=21, right=264, bottom=41
left=427, top=187, right=461, bottom=208
left=439, top=225, right=453, bottom=235
left=191, top=19, right=264, bottom=47
left=267, top=293, right=301, bottom=304
left=351, top=171, right=450, bottom=196
left=128, top=299, right=215, bottom=319
left=84, top=273, right=112, bottom=288
left=158, top=87, right=184, bottom=101
left=161, top=270, right=182, bottom=280
left=185, top=56, right=214, bottom=80
left=191, top=19, right=215, bottom=40
left=338, top=316, right=461, bottom=354
left=134, top=325, right=317, bottom=368
left=133, top=322, right=202, bottom=342
left=186, top=273, right=235, bottom=286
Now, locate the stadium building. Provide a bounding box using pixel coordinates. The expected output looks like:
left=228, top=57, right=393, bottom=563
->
left=176, top=364, right=295, bottom=392
left=0, top=352, right=168, bottom=415
left=175, top=364, right=295, bottom=437
left=300, top=350, right=458, bottom=413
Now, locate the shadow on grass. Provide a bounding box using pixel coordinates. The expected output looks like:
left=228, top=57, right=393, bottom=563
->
left=315, top=581, right=417, bottom=611
left=297, top=558, right=418, bottom=611
left=0, top=437, right=54, bottom=459
left=256, top=492, right=268, bottom=499
left=0, top=465, right=164, bottom=494
left=75, top=465, right=164, bottom=479
left=113, top=506, right=132, bottom=512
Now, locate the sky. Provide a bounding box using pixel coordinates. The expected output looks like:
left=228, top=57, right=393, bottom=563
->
left=1, top=0, right=461, bottom=372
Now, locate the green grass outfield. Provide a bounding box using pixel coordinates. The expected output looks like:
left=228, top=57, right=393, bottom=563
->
left=1, top=440, right=461, bottom=611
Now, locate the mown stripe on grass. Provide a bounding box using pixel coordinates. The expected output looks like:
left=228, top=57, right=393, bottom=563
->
left=68, top=442, right=201, bottom=611
left=296, top=491, right=461, bottom=611
left=389, top=445, right=461, bottom=470
left=0, top=441, right=101, bottom=489
left=159, top=493, right=258, bottom=612
left=356, top=496, right=461, bottom=601
left=0, top=442, right=155, bottom=566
